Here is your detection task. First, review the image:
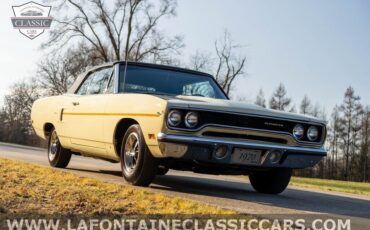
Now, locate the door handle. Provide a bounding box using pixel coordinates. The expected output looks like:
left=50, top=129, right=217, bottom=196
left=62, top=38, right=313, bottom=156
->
left=72, top=102, right=80, bottom=106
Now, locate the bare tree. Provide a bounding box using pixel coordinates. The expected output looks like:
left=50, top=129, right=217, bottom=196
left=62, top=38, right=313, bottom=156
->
left=360, top=107, right=370, bottom=181
left=1, top=80, right=41, bottom=145
left=43, top=0, right=183, bottom=63
left=338, top=87, right=363, bottom=180
left=269, top=83, right=293, bottom=111
left=312, top=103, right=321, bottom=117
left=311, top=103, right=327, bottom=121
left=0, top=110, right=6, bottom=141
left=37, top=44, right=99, bottom=95
left=326, top=106, right=343, bottom=179
left=300, top=95, right=312, bottom=115
left=189, top=51, right=213, bottom=72
left=189, top=31, right=246, bottom=96
left=255, top=88, right=266, bottom=108
left=214, top=31, right=246, bottom=95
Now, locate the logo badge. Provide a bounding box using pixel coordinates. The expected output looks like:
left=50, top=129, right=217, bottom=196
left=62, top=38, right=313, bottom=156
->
left=11, top=1, right=52, bottom=39
left=264, top=122, right=284, bottom=128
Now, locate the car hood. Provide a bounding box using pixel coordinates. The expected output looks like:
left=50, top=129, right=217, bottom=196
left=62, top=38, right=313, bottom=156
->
left=162, top=95, right=326, bottom=124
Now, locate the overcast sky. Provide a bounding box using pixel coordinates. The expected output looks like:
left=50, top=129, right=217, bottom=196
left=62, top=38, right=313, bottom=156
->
left=1, top=0, right=369, bottom=113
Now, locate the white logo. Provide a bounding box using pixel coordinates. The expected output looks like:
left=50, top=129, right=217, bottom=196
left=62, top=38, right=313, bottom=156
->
left=11, top=1, right=52, bottom=39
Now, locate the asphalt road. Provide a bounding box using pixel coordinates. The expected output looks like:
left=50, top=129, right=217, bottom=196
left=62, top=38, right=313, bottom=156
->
left=1, top=142, right=370, bottom=229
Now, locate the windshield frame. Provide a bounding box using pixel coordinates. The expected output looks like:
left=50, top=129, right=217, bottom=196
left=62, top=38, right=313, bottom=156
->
left=118, top=62, right=229, bottom=100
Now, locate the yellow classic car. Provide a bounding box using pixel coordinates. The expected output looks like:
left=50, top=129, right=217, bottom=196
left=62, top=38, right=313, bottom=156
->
left=31, top=61, right=327, bottom=194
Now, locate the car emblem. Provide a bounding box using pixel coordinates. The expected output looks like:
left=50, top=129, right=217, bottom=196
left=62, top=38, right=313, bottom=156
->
left=11, top=1, right=53, bottom=40
left=264, top=122, right=284, bottom=128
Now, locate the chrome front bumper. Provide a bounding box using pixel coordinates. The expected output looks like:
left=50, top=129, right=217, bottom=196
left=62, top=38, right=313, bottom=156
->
left=157, top=132, right=327, bottom=169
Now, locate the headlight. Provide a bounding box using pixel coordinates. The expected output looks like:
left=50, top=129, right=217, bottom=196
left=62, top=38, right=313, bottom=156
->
left=185, top=111, right=199, bottom=128
left=293, top=124, right=304, bottom=140
left=307, top=126, right=319, bottom=141
left=168, top=110, right=182, bottom=126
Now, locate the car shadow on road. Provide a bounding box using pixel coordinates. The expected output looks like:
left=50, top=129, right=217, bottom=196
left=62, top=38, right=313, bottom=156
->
left=152, top=174, right=370, bottom=219
left=63, top=166, right=370, bottom=219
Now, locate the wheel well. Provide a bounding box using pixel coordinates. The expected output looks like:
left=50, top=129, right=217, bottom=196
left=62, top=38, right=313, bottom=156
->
left=114, top=118, right=138, bottom=157
left=44, top=123, right=54, bottom=139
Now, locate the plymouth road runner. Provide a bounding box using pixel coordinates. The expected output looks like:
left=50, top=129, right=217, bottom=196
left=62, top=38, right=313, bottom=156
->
left=31, top=61, right=327, bottom=194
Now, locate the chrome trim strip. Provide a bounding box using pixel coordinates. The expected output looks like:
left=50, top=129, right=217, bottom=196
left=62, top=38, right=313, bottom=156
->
left=113, top=63, right=120, bottom=94
left=157, top=132, right=327, bottom=156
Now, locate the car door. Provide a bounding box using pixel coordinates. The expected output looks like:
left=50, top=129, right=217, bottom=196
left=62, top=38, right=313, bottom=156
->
left=66, top=67, right=113, bottom=156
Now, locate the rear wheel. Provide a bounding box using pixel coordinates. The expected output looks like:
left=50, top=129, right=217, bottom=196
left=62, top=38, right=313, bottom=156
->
left=47, top=129, right=72, bottom=168
left=120, top=125, right=158, bottom=186
left=249, top=168, right=292, bottom=194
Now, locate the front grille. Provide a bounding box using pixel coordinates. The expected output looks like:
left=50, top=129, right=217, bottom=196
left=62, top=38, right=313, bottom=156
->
left=168, top=109, right=325, bottom=143
left=202, top=131, right=288, bottom=145
left=197, top=111, right=324, bottom=143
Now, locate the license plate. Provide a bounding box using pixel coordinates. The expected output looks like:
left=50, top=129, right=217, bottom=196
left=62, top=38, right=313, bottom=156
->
left=231, top=148, right=262, bottom=165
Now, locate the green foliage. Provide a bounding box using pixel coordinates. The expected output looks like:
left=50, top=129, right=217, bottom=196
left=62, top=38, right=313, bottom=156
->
left=291, top=177, right=370, bottom=197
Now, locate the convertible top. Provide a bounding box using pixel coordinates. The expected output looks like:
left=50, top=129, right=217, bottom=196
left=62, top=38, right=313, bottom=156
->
left=67, top=61, right=213, bottom=94
left=113, top=61, right=212, bottom=77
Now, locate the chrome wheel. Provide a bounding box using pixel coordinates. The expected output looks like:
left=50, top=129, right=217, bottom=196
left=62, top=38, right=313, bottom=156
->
left=48, top=131, right=59, bottom=162
left=120, top=124, right=158, bottom=186
left=123, top=132, right=140, bottom=175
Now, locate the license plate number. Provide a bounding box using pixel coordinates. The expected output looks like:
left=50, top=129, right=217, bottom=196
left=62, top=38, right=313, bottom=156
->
left=231, top=148, right=262, bottom=165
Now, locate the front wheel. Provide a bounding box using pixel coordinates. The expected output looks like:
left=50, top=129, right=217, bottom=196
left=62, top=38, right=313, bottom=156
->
left=157, top=165, right=169, bottom=176
left=249, top=168, right=292, bottom=194
left=48, top=129, right=72, bottom=168
left=120, top=124, right=158, bottom=186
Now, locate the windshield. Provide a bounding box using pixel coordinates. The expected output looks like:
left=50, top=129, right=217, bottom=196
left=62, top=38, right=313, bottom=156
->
left=118, top=64, right=228, bottom=99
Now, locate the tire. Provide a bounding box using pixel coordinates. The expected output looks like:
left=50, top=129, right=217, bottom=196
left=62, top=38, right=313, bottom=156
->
left=47, top=129, right=72, bottom=168
left=249, top=168, right=292, bottom=194
left=157, top=165, right=169, bottom=176
left=120, top=124, right=158, bottom=186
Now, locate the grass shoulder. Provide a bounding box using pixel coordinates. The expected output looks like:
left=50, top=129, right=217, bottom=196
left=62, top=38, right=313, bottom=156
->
left=0, top=158, right=235, bottom=218
left=290, top=176, right=370, bottom=197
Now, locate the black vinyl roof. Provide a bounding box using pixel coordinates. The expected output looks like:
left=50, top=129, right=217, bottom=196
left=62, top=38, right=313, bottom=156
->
left=110, top=61, right=213, bottom=78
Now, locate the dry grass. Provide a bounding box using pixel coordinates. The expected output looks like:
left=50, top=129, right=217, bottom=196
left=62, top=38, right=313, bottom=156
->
left=0, top=158, right=235, bottom=218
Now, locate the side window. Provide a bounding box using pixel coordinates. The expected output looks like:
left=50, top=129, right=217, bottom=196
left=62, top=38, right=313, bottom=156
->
left=77, top=73, right=95, bottom=95
left=76, top=67, right=112, bottom=95
left=87, top=68, right=112, bottom=94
